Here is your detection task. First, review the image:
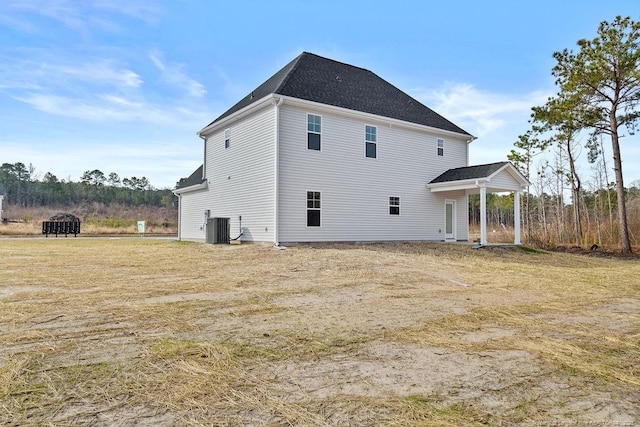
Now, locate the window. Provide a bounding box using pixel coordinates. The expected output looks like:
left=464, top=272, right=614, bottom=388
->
left=307, top=114, right=321, bottom=150
left=365, top=125, right=377, bottom=158
left=224, top=129, right=231, bottom=149
left=307, top=191, right=321, bottom=226
left=389, top=196, right=400, bottom=215
left=437, top=138, right=444, bottom=156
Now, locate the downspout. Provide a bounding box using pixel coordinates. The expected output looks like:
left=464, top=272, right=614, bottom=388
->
left=465, top=135, right=476, bottom=166
left=177, top=194, right=182, bottom=241
left=198, top=133, right=207, bottom=242
left=273, top=96, right=284, bottom=247
left=199, top=134, right=207, bottom=182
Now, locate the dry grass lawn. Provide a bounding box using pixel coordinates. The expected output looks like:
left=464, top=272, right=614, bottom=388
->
left=0, top=238, right=638, bottom=426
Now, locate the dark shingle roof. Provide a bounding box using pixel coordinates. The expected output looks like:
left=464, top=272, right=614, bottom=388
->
left=176, top=165, right=204, bottom=190
left=206, top=52, right=471, bottom=136
left=429, top=162, right=509, bottom=184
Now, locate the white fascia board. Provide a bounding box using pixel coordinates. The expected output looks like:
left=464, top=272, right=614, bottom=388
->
left=197, top=93, right=475, bottom=141
left=427, top=179, right=485, bottom=192
left=172, top=181, right=208, bottom=195
left=198, top=95, right=276, bottom=137
left=283, top=96, right=474, bottom=141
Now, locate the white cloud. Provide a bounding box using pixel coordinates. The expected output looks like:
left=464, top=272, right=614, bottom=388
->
left=0, top=55, right=142, bottom=91
left=0, top=0, right=162, bottom=34
left=15, top=92, right=209, bottom=127
left=414, top=82, right=640, bottom=184
left=150, top=51, right=207, bottom=98
left=50, top=61, right=143, bottom=88
left=418, top=82, right=549, bottom=138
left=3, top=0, right=89, bottom=33
left=414, top=82, right=551, bottom=166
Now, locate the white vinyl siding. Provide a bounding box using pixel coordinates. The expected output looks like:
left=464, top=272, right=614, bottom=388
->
left=277, top=104, right=469, bottom=242
left=177, top=189, right=209, bottom=241
left=487, top=170, right=526, bottom=192
left=181, top=105, right=275, bottom=242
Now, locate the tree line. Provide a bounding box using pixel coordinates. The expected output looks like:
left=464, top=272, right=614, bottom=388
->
left=0, top=163, right=175, bottom=209
left=508, top=16, right=640, bottom=253
left=470, top=186, right=640, bottom=245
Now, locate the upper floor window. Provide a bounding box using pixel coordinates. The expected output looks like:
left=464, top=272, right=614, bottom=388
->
left=365, top=125, right=377, bottom=158
left=389, top=196, right=400, bottom=215
left=307, top=191, right=321, bottom=227
left=307, top=114, right=321, bottom=151
left=224, top=129, right=231, bottom=149
left=437, top=138, right=444, bottom=156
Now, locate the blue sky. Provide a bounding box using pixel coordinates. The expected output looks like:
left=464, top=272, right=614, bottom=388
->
left=1, top=0, right=639, bottom=190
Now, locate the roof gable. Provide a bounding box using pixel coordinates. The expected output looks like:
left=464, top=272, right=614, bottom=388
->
left=175, top=165, right=205, bottom=190
left=428, top=162, right=529, bottom=194
left=429, top=162, right=510, bottom=184
left=206, top=52, right=471, bottom=136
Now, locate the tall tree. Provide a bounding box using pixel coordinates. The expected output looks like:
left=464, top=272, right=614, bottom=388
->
left=80, top=170, right=106, bottom=186
left=508, top=130, right=550, bottom=240
left=108, top=172, right=121, bottom=187
left=532, top=95, right=584, bottom=244
left=552, top=16, right=640, bottom=253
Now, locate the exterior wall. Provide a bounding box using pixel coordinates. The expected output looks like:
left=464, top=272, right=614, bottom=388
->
left=277, top=104, right=469, bottom=242
left=178, top=189, right=209, bottom=241
left=182, top=105, right=276, bottom=242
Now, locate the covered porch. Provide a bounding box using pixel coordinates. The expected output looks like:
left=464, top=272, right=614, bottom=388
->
left=427, top=162, right=529, bottom=246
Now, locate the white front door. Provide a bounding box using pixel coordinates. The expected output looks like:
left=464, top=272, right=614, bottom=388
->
left=445, top=200, right=456, bottom=241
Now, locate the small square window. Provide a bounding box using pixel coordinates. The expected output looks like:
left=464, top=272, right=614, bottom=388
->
left=437, top=138, right=444, bottom=156
left=308, top=114, right=321, bottom=133
left=365, top=125, right=377, bottom=142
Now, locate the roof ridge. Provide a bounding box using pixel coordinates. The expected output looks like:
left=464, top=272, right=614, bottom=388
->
left=273, top=52, right=305, bottom=94
left=302, top=51, right=373, bottom=73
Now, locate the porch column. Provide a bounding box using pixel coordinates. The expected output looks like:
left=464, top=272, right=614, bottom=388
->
left=514, top=191, right=521, bottom=245
left=479, top=185, right=487, bottom=245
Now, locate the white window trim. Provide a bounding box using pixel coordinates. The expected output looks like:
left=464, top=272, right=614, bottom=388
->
left=437, top=138, right=444, bottom=156
left=365, top=124, right=377, bottom=159
left=389, top=196, right=400, bottom=216
left=306, top=190, right=322, bottom=228
left=224, top=128, right=231, bottom=149
left=307, top=113, right=322, bottom=151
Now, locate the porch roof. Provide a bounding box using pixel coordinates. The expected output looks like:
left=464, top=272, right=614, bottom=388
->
left=427, top=162, right=529, bottom=194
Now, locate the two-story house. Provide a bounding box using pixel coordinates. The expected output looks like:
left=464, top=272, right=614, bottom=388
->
left=174, top=52, right=528, bottom=245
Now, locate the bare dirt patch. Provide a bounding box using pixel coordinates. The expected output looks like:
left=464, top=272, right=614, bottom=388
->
left=1, top=239, right=638, bottom=425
